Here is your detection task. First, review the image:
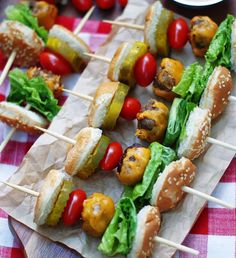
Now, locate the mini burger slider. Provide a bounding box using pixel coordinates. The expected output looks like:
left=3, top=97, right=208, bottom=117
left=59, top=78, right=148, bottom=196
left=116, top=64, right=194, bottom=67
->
left=0, top=101, right=48, bottom=134
left=88, top=81, right=129, bottom=130
left=47, top=25, right=92, bottom=72
left=65, top=127, right=110, bottom=179
left=34, top=169, right=73, bottom=226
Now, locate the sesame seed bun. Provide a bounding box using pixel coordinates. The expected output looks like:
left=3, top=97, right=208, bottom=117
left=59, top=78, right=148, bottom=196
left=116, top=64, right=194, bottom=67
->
left=88, top=82, right=119, bottom=128
left=34, top=169, right=70, bottom=225
left=48, top=25, right=92, bottom=63
left=199, top=66, right=233, bottom=120
left=144, top=1, right=163, bottom=54
left=177, top=107, right=211, bottom=160
left=150, top=157, right=196, bottom=212
left=107, top=42, right=133, bottom=82
left=231, top=19, right=236, bottom=71
left=65, top=127, right=102, bottom=177
left=0, top=21, right=44, bottom=67
left=128, top=206, right=161, bottom=258
left=0, top=102, right=48, bottom=134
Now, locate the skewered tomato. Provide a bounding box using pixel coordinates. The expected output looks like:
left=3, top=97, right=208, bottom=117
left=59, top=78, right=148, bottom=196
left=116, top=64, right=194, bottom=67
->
left=100, top=142, right=123, bottom=171
left=0, top=49, right=6, bottom=71
left=134, top=53, right=157, bottom=87
left=120, top=97, right=141, bottom=120
left=96, top=0, right=115, bottom=9
left=72, top=0, right=93, bottom=12
left=62, top=189, right=87, bottom=225
left=119, top=0, right=128, bottom=8
left=39, top=51, right=73, bottom=75
left=168, top=18, right=189, bottom=49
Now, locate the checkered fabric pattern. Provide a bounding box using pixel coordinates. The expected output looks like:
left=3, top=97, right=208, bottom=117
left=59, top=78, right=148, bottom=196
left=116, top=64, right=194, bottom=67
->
left=0, top=16, right=235, bottom=258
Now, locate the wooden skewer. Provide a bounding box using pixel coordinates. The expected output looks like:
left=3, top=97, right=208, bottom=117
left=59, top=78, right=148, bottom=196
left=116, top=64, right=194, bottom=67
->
left=207, top=137, right=236, bottom=152
left=228, top=95, right=236, bottom=102
left=103, top=20, right=145, bottom=31
left=0, top=180, right=39, bottom=197
left=73, top=6, right=95, bottom=35
left=62, top=88, right=93, bottom=101
left=84, top=53, right=111, bottom=63
left=154, top=236, right=199, bottom=256
left=182, top=186, right=234, bottom=209
left=0, top=50, right=17, bottom=86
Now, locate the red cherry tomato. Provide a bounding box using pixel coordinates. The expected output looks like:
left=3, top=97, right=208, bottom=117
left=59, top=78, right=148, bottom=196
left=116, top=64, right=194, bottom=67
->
left=100, top=142, right=123, bottom=171
left=62, top=189, right=87, bottom=226
left=119, top=0, right=128, bottom=8
left=134, top=53, right=157, bottom=87
left=72, top=0, right=93, bottom=12
left=120, top=97, right=141, bottom=120
left=168, top=18, right=189, bottom=49
left=0, top=49, right=6, bottom=71
left=96, top=0, right=115, bottom=9
left=39, top=51, right=72, bottom=75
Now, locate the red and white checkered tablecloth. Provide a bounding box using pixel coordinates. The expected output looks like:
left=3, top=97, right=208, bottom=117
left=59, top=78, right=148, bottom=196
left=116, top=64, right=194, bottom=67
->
left=0, top=16, right=235, bottom=258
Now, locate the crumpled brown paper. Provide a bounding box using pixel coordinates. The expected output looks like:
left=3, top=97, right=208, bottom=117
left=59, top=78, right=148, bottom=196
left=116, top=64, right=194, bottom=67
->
left=0, top=0, right=236, bottom=257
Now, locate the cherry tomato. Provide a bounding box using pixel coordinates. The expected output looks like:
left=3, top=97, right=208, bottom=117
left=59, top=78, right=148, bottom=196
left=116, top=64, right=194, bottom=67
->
left=39, top=51, right=72, bottom=75
left=119, top=0, right=128, bottom=8
left=100, top=142, right=123, bottom=171
left=120, top=97, right=141, bottom=120
left=134, top=53, right=157, bottom=87
left=72, top=0, right=93, bottom=12
left=168, top=18, right=189, bottom=49
left=0, top=49, right=6, bottom=71
left=96, top=0, right=115, bottom=9
left=62, top=189, right=87, bottom=226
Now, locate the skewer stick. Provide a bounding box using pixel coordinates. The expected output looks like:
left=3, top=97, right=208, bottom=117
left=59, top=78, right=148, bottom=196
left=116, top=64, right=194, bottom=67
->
left=103, top=20, right=145, bottom=31
left=34, top=126, right=76, bottom=145
left=84, top=53, right=111, bottom=63
left=207, top=137, right=236, bottom=152
left=154, top=236, right=199, bottom=256
left=182, top=186, right=234, bottom=209
left=62, top=88, right=93, bottom=101
left=228, top=95, right=236, bottom=102
left=74, top=6, right=95, bottom=35
left=0, top=50, right=17, bottom=86
left=0, top=180, right=39, bottom=197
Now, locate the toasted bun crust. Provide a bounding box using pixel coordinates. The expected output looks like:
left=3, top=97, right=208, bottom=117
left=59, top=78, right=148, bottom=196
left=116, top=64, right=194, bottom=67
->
left=144, top=1, right=163, bottom=54
left=34, top=170, right=69, bottom=225
left=177, top=107, right=211, bottom=160
left=0, top=102, right=48, bottom=134
left=128, top=206, right=161, bottom=258
left=152, top=86, right=177, bottom=102
left=65, top=127, right=102, bottom=177
left=231, top=20, right=236, bottom=71
left=108, top=42, right=132, bottom=82
left=199, top=66, right=233, bottom=120
left=0, top=21, right=44, bottom=67
left=49, top=25, right=92, bottom=63
left=151, top=157, right=196, bottom=212
left=88, top=82, right=119, bottom=128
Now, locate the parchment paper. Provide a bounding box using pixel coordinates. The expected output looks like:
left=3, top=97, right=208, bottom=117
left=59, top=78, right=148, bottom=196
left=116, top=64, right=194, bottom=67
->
left=0, top=1, right=236, bottom=257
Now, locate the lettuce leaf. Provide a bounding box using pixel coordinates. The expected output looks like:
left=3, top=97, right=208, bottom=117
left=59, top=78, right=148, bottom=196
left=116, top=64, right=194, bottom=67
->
left=7, top=69, right=60, bottom=121
left=205, top=14, right=235, bottom=69
left=124, top=142, right=177, bottom=210
left=98, top=197, right=136, bottom=256
left=163, top=98, right=196, bottom=147
left=5, top=3, right=48, bottom=43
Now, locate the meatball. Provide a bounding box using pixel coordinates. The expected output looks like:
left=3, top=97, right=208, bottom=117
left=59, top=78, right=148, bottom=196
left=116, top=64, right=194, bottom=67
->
left=189, top=16, right=218, bottom=57
left=117, top=144, right=151, bottom=186
left=136, top=99, right=169, bottom=142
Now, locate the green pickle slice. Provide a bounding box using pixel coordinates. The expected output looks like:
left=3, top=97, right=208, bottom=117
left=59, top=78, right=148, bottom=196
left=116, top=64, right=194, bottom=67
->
left=47, top=37, right=85, bottom=72
left=80, top=135, right=110, bottom=178
left=46, top=180, right=73, bottom=226
left=155, top=9, right=174, bottom=57
left=119, top=42, right=148, bottom=87
left=103, top=83, right=129, bottom=130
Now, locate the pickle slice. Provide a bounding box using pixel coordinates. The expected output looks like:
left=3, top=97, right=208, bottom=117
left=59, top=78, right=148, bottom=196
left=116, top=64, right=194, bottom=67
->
left=155, top=9, right=174, bottom=57
left=46, top=180, right=73, bottom=226
left=47, top=37, right=85, bottom=72
left=103, top=83, right=129, bottom=130
left=79, top=135, right=110, bottom=179
left=119, top=42, right=148, bottom=87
